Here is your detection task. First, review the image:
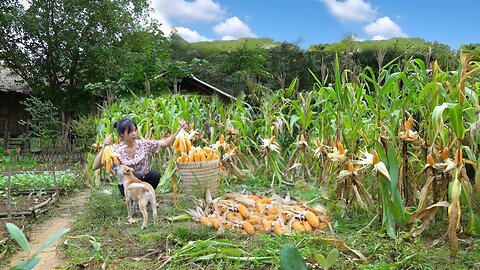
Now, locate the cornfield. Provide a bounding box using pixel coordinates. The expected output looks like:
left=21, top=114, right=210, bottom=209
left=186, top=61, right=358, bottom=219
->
left=91, top=55, right=480, bottom=257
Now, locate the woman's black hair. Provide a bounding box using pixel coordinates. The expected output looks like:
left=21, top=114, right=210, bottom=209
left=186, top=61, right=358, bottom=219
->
left=113, top=118, right=137, bottom=137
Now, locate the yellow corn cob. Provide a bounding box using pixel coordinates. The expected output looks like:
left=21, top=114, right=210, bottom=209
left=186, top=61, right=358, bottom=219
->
left=188, top=149, right=195, bottom=162
left=372, top=151, right=380, bottom=164
left=263, top=220, right=272, bottom=232
left=337, top=142, right=345, bottom=154
left=247, top=215, right=262, bottom=224
left=173, top=136, right=180, bottom=151
left=256, top=203, right=266, bottom=213
left=404, top=115, right=413, bottom=131
left=267, top=205, right=279, bottom=215
left=259, top=198, right=271, bottom=204
left=427, top=154, right=435, bottom=166
left=219, top=134, right=225, bottom=144
left=440, top=148, right=449, bottom=160
left=455, top=148, right=462, bottom=165
left=347, top=162, right=355, bottom=173
left=211, top=218, right=220, bottom=229
left=292, top=220, right=305, bottom=233
left=265, top=215, right=277, bottom=221
left=243, top=221, right=255, bottom=234
left=303, top=221, right=312, bottom=232
left=237, top=204, right=250, bottom=218
left=200, top=216, right=212, bottom=227
left=179, top=137, right=186, bottom=153
left=305, top=211, right=320, bottom=228
left=185, top=137, right=192, bottom=152
left=273, top=222, right=283, bottom=234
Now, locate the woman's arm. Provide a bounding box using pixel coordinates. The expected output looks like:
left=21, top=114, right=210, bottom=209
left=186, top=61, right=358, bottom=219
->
left=92, top=135, right=112, bottom=170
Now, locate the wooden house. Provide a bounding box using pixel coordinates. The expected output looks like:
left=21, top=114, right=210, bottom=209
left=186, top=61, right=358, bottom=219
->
left=0, top=66, right=30, bottom=149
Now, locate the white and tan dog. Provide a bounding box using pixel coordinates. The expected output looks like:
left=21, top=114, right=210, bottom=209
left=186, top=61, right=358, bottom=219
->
left=113, top=164, right=157, bottom=230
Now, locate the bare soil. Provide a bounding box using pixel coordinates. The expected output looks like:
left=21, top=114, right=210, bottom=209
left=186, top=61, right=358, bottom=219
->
left=6, top=189, right=89, bottom=269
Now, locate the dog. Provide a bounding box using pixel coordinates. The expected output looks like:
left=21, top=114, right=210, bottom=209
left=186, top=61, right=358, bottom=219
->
left=113, top=164, right=157, bottom=229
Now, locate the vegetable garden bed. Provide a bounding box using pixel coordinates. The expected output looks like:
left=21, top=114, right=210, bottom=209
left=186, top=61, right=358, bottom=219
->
left=0, top=169, right=80, bottom=244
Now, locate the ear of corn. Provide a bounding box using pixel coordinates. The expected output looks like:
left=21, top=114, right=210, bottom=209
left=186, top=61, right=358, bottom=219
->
left=305, top=211, right=320, bottom=228
left=427, top=154, right=435, bottom=166
left=292, top=220, right=305, bottom=233
left=243, top=221, right=255, bottom=234
left=237, top=204, right=250, bottom=218
left=101, top=146, right=119, bottom=173
left=200, top=216, right=213, bottom=227
left=405, top=115, right=413, bottom=131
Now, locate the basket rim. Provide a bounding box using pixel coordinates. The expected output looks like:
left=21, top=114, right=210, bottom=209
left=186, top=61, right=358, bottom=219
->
left=176, top=159, right=220, bottom=169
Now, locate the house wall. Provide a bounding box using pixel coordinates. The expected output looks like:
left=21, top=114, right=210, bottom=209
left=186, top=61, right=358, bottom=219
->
left=0, top=91, right=29, bottom=139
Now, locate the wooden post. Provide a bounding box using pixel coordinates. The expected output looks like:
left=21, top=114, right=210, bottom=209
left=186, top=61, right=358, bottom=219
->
left=7, top=171, right=12, bottom=218
left=53, top=166, right=58, bottom=195
left=3, top=119, right=8, bottom=149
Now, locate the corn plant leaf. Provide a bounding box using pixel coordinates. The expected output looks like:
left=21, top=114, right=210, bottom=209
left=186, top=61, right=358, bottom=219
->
left=447, top=171, right=462, bottom=256
left=408, top=201, right=449, bottom=237
left=309, top=237, right=367, bottom=263
left=158, top=158, right=176, bottom=190
left=6, top=223, right=30, bottom=254
left=15, top=257, right=40, bottom=269
left=448, top=103, right=465, bottom=139
left=279, top=244, right=307, bottom=270
left=417, top=176, right=435, bottom=211
left=460, top=180, right=480, bottom=235
left=432, top=103, right=464, bottom=143
left=380, top=178, right=396, bottom=239
left=165, top=213, right=192, bottom=222
left=34, top=228, right=70, bottom=257
left=386, top=141, right=405, bottom=224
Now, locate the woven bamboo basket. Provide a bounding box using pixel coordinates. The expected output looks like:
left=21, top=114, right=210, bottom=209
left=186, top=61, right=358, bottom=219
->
left=176, top=159, right=220, bottom=198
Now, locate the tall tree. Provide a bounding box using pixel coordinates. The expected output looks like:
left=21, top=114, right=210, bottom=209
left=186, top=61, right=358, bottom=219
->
left=0, top=0, right=153, bottom=117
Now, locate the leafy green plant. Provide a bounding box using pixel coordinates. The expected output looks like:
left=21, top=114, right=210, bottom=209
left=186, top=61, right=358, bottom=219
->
left=279, top=244, right=307, bottom=270
left=0, top=171, right=79, bottom=191
left=6, top=223, right=69, bottom=269
left=314, top=248, right=339, bottom=270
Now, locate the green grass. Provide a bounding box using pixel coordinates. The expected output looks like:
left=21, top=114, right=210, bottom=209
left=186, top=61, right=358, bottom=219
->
left=60, top=181, right=480, bottom=270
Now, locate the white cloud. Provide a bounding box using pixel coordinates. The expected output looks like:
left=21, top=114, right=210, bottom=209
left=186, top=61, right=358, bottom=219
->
left=175, top=27, right=212, bottom=42
left=352, top=35, right=366, bottom=42
left=320, top=0, right=376, bottom=23
left=213, top=17, right=257, bottom=40
left=364, top=16, right=407, bottom=40
left=150, top=11, right=174, bottom=36
left=152, top=0, right=225, bottom=23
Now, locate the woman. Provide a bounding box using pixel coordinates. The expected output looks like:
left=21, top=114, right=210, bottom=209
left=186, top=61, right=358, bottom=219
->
left=93, top=118, right=186, bottom=196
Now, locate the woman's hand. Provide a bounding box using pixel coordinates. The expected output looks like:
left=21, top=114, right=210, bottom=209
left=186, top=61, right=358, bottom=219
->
left=104, top=134, right=113, bottom=146
left=178, top=122, right=188, bottom=133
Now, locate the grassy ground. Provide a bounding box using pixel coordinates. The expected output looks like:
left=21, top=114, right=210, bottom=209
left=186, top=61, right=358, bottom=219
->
left=61, top=175, right=480, bottom=270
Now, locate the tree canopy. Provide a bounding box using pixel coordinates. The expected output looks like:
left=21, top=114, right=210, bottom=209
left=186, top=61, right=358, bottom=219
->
left=0, top=0, right=160, bottom=116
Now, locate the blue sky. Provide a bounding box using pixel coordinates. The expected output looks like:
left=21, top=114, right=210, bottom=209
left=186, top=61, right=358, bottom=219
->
left=151, top=0, right=480, bottom=50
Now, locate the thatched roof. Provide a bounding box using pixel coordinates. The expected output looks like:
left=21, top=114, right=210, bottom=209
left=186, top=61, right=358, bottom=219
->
left=0, top=65, right=30, bottom=94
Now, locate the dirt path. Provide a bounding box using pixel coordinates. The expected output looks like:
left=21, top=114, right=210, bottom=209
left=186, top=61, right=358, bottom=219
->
left=7, top=189, right=90, bottom=269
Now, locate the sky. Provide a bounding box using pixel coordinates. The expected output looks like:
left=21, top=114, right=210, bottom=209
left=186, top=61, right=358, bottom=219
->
left=151, top=0, right=480, bottom=50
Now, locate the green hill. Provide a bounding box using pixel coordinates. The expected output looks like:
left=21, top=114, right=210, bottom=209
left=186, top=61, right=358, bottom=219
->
left=190, top=38, right=280, bottom=54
